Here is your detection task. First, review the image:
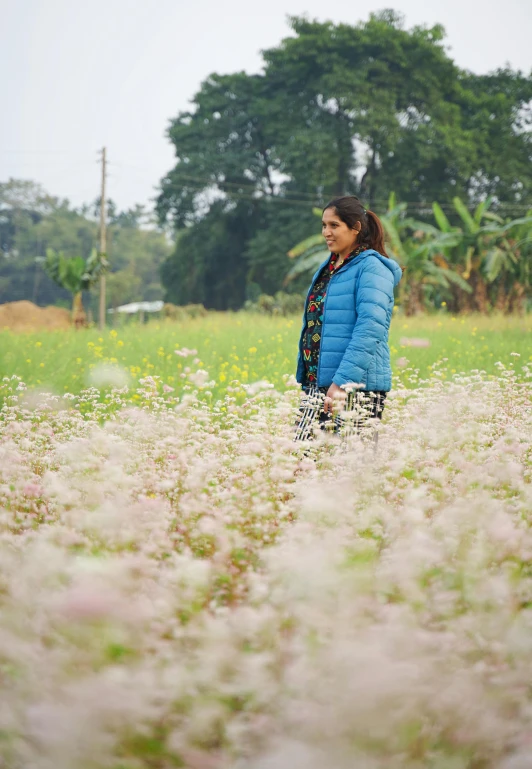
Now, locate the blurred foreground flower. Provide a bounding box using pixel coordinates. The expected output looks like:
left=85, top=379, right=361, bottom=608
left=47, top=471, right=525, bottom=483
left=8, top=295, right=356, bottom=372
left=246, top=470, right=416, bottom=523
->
left=20, top=387, right=68, bottom=412
left=1, top=367, right=531, bottom=768
left=87, top=363, right=130, bottom=389
left=187, top=369, right=213, bottom=388
left=399, top=337, right=431, bottom=347
left=242, top=380, right=275, bottom=396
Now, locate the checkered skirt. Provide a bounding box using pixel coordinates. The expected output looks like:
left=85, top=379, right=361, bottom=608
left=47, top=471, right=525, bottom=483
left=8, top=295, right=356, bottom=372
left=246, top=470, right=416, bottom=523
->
left=294, top=384, right=386, bottom=442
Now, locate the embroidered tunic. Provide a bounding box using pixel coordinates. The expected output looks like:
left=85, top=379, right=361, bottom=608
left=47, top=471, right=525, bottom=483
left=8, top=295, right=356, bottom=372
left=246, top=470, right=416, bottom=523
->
left=301, top=246, right=364, bottom=385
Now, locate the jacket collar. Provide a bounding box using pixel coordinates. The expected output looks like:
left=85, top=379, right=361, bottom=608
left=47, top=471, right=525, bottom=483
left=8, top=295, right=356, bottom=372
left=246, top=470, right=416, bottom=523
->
left=313, top=248, right=374, bottom=282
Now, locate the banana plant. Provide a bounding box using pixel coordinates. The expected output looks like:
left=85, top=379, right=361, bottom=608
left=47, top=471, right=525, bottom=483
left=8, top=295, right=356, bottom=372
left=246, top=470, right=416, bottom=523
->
left=284, top=193, right=532, bottom=314
left=44, top=248, right=108, bottom=326
left=381, top=196, right=471, bottom=315
left=483, top=211, right=532, bottom=313
left=428, top=197, right=532, bottom=312
left=426, top=197, right=505, bottom=312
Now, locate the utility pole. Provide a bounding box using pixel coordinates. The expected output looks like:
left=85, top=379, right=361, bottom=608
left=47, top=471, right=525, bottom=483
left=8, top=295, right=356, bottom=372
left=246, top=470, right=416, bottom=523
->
left=98, top=147, right=107, bottom=330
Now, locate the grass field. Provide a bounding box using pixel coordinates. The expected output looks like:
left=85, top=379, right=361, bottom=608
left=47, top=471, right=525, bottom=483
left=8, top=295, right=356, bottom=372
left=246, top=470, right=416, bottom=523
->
left=1, top=311, right=531, bottom=400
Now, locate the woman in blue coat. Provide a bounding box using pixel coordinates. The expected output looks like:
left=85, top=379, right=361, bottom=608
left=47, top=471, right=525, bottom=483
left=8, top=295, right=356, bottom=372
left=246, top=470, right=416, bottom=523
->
left=294, top=195, right=402, bottom=441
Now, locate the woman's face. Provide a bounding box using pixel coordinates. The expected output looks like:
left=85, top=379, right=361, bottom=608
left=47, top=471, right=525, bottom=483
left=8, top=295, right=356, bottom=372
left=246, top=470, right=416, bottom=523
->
left=322, top=207, right=360, bottom=255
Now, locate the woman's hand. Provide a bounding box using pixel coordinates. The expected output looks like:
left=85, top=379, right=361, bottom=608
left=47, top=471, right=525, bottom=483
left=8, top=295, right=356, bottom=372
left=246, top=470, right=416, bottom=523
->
left=323, top=383, right=348, bottom=414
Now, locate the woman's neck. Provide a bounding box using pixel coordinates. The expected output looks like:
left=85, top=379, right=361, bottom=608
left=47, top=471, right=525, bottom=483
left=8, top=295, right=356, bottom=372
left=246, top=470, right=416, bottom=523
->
left=336, top=241, right=359, bottom=264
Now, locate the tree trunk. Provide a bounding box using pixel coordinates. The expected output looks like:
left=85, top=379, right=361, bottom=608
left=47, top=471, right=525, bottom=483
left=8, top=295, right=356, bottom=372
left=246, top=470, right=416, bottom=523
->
left=447, top=285, right=461, bottom=315
left=507, top=281, right=527, bottom=316
left=334, top=112, right=351, bottom=196
left=257, top=131, right=275, bottom=196
left=495, top=280, right=508, bottom=313
left=359, top=145, right=377, bottom=205
left=72, top=292, right=87, bottom=329
left=456, top=285, right=474, bottom=314
left=471, top=272, right=489, bottom=313
left=405, top=282, right=424, bottom=316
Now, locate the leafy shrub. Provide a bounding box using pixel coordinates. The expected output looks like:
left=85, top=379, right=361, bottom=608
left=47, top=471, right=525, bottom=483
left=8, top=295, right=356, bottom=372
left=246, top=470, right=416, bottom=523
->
left=162, top=302, right=208, bottom=321
left=244, top=291, right=305, bottom=316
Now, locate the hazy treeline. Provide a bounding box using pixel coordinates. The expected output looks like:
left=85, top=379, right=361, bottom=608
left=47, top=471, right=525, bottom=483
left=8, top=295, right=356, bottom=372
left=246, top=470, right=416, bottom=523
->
left=0, top=179, right=171, bottom=311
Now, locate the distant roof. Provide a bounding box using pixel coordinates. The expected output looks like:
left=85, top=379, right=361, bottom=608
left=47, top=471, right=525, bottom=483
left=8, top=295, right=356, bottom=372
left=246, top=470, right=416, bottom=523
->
left=108, top=300, right=164, bottom=314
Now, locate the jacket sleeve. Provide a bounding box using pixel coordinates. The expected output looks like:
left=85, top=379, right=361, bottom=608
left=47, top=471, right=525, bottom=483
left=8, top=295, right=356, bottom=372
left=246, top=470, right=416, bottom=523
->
left=332, top=258, right=394, bottom=388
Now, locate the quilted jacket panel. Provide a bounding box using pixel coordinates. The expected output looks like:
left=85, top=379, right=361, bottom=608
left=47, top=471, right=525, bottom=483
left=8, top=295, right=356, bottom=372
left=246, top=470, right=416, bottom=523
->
left=296, top=249, right=402, bottom=392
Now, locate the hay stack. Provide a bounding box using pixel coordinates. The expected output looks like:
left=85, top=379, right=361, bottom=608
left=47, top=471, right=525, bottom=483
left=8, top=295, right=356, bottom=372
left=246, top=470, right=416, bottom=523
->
left=0, top=301, right=71, bottom=332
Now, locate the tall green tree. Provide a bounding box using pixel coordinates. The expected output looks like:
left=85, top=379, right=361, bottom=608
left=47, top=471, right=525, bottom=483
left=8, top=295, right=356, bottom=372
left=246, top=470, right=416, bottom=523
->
left=157, top=72, right=281, bottom=230
left=244, top=201, right=318, bottom=296
left=458, top=69, right=532, bottom=205
left=262, top=11, right=471, bottom=204
left=161, top=201, right=260, bottom=310
left=157, top=12, right=531, bottom=308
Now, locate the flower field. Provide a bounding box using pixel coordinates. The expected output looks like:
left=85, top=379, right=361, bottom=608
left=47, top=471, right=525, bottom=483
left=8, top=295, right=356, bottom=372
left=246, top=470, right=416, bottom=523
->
left=1, top=313, right=532, bottom=768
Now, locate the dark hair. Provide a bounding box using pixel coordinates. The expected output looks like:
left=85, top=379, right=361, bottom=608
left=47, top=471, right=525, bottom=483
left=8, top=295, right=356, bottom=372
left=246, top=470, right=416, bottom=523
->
left=323, top=196, right=388, bottom=256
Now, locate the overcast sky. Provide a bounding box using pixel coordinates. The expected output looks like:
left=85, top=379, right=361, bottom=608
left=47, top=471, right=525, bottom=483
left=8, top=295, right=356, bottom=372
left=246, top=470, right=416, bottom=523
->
left=2, top=0, right=531, bottom=212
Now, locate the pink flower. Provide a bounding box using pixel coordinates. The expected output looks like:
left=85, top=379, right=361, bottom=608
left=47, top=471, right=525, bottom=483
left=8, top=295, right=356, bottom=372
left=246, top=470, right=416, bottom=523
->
left=399, top=337, right=431, bottom=348
left=59, top=586, right=119, bottom=621
left=23, top=483, right=43, bottom=498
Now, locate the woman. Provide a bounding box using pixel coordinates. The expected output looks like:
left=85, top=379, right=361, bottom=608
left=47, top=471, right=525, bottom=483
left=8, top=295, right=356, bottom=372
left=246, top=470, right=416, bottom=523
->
left=294, top=196, right=402, bottom=442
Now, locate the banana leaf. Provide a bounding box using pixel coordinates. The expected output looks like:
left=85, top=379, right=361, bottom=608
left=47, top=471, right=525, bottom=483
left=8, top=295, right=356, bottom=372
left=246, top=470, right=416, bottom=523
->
left=421, top=232, right=463, bottom=253
left=453, top=197, right=478, bottom=233
left=284, top=249, right=330, bottom=284
left=438, top=267, right=473, bottom=293
left=473, top=196, right=494, bottom=225
left=462, top=246, right=475, bottom=279
left=484, top=248, right=507, bottom=282
left=482, top=212, right=504, bottom=224
left=401, top=219, right=441, bottom=236
left=432, top=202, right=453, bottom=233
left=288, top=233, right=322, bottom=258
left=423, top=261, right=473, bottom=292
left=381, top=219, right=407, bottom=261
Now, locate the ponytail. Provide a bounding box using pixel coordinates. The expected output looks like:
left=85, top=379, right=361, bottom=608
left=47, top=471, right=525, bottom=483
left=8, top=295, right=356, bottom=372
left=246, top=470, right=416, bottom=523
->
left=364, top=209, right=387, bottom=256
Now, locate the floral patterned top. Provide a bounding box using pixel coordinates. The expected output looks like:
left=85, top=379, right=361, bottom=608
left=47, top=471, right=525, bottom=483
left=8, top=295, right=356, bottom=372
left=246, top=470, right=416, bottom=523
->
left=301, top=246, right=364, bottom=386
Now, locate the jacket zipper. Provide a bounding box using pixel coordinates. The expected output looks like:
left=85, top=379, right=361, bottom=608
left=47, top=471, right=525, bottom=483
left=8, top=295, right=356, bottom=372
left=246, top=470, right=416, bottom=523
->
left=316, top=281, right=332, bottom=385
left=316, top=253, right=367, bottom=384
left=301, top=252, right=369, bottom=384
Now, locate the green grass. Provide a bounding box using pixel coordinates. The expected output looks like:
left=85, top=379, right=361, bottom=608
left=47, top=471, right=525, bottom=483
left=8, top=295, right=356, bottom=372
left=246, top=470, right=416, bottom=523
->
left=388, top=312, right=532, bottom=380
left=0, top=312, right=531, bottom=401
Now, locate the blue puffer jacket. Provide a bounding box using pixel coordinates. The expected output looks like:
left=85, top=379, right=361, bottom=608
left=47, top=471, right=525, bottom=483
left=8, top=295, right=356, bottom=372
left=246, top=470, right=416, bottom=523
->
left=296, top=249, right=403, bottom=392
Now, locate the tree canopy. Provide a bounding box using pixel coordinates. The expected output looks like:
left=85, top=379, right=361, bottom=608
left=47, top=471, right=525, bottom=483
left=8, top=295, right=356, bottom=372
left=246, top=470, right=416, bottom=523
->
left=157, top=11, right=532, bottom=309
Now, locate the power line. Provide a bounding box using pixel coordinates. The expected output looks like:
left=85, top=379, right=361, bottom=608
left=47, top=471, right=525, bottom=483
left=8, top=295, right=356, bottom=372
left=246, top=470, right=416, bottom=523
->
left=98, top=148, right=107, bottom=331
left=0, top=149, right=99, bottom=155
left=112, top=162, right=532, bottom=211
left=3, top=153, right=531, bottom=214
